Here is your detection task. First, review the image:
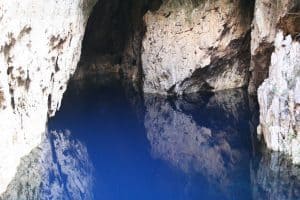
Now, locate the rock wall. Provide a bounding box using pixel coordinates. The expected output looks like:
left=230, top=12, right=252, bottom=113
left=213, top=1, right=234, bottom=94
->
left=257, top=32, right=300, bottom=164
left=0, top=0, right=299, bottom=194
left=248, top=0, right=300, bottom=94
left=142, top=0, right=253, bottom=95
left=249, top=0, right=300, bottom=165
left=254, top=0, right=300, bottom=164
left=0, top=0, right=96, bottom=193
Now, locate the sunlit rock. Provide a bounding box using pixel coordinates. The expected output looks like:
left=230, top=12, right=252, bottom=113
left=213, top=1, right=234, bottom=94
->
left=0, top=130, right=94, bottom=200
left=248, top=0, right=300, bottom=93
left=0, top=0, right=96, bottom=193
left=257, top=32, right=300, bottom=164
left=142, top=0, right=253, bottom=94
left=144, top=90, right=252, bottom=198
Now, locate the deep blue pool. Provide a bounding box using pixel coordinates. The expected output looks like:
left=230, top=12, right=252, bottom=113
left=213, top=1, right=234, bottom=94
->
left=2, top=75, right=300, bottom=200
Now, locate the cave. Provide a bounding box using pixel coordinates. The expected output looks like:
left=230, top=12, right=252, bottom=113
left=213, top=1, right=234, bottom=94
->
left=74, top=0, right=162, bottom=84
left=1, top=0, right=300, bottom=199
left=75, top=0, right=255, bottom=95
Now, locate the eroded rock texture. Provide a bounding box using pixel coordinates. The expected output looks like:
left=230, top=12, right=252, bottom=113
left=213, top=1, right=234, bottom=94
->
left=142, top=0, right=253, bottom=94
left=248, top=0, right=300, bottom=94
left=257, top=32, right=300, bottom=164
left=0, top=130, right=94, bottom=200
left=144, top=90, right=252, bottom=198
left=0, top=0, right=96, bottom=193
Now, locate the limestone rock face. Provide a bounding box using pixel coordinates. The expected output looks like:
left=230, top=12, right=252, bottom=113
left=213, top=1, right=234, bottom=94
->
left=248, top=0, right=300, bottom=93
left=142, top=0, right=253, bottom=95
left=0, top=0, right=96, bottom=193
left=257, top=32, right=300, bottom=164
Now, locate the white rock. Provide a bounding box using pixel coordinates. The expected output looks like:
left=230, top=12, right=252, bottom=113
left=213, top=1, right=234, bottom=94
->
left=248, top=0, right=295, bottom=93
left=142, top=0, right=252, bottom=94
left=258, top=31, right=300, bottom=164
left=0, top=0, right=96, bottom=193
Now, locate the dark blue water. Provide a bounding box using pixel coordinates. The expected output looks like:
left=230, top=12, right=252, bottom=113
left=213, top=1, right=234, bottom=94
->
left=48, top=75, right=254, bottom=200
left=3, top=75, right=300, bottom=200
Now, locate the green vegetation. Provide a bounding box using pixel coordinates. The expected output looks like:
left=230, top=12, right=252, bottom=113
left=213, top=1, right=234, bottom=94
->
left=161, top=0, right=209, bottom=23
left=164, top=0, right=205, bottom=9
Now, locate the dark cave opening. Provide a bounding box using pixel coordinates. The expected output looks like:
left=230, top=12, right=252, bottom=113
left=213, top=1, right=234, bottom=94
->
left=75, top=0, right=162, bottom=83
left=74, top=0, right=257, bottom=95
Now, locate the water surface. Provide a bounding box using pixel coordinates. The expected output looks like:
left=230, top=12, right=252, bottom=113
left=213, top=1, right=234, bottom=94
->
left=2, top=75, right=300, bottom=200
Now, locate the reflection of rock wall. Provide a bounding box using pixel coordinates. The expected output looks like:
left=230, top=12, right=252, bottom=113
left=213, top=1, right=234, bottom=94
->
left=144, top=90, right=251, bottom=197
left=251, top=152, right=300, bottom=200
left=0, top=0, right=96, bottom=193
left=0, top=130, right=94, bottom=200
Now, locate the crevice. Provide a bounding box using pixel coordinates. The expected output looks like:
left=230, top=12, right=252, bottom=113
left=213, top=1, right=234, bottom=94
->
left=249, top=42, right=275, bottom=93
left=10, top=96, right=15, bottom=110
left=55, top=56, right=60, bottom=72
left=47, top=94, right=52, bottom=114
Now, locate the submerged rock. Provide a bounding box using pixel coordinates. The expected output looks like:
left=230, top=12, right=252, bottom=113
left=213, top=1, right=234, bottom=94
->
left=142, top=0, right=253, bottom=95
left=257, top=32, right=300, bottom=164
left=0, top=0, right=96, bottom=193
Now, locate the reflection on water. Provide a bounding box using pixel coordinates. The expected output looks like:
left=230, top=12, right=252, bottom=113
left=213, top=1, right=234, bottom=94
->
left=144, top=90, right=252, bottom=199
left=1, top=75, right=300, bottom=199
left=251, top=151, right=300, bottom=200
left=0, top=130, right=93, bottom=200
